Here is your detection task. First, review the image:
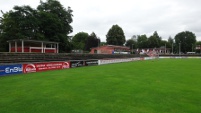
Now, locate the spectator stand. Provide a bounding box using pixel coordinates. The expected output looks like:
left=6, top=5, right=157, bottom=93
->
left=7, top=39, right=59, bottom=53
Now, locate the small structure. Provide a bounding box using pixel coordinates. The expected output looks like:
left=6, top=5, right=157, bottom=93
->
left=90, top=45, right=130, bottom=54
left=136, top=47, right=171, bottom=55
left=7, top=39, right=59, bottom=53
left=196, top=45, right=201, bottom=49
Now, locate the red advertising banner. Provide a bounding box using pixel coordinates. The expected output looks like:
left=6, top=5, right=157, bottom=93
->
left=23, top=61, right=70, bottom=73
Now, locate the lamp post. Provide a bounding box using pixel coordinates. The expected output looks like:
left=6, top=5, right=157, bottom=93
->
left=172, top=43, right=174, bottom=54
left=200, top=45, right=201, bottom=54
left=192, top=44, right=193, bottom=52
left=98, top=37, right=100, bottom=47
left=132, top=44, right=134, bottom=54
left=179, top=42, right=181, bottom=55
left=165, top=43, right=166, bottom=54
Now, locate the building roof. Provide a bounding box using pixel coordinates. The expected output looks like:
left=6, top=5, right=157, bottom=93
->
left=91, top=45, right=129, bottom=49
left=7, top=39, right=59, bottom=44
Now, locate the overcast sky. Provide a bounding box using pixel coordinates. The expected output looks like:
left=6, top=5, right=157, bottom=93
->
left=1, top=0, right=201, bottom=42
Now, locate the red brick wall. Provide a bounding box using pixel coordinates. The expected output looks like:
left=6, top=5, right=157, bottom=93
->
left=90, top=46, right=114, bottom=54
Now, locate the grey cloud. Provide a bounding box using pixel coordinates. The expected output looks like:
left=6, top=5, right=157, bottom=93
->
left=1, top=0, right=201, bottom=41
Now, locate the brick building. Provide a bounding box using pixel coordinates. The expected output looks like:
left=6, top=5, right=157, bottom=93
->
left=90, top=45, right=130, bottom=54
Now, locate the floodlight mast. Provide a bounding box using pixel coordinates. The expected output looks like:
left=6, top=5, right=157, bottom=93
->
left=179, top=42, right=181, bottom=55
left=200, top=45, right=201, bottom=54
left=172, top=43, right=174, bottom=54
left=165, top=43, right=166, bottom=54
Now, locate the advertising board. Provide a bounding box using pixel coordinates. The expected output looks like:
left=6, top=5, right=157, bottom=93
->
left=70, top=61, right=84, bottom=68
left=99, top=58, right=132, bottom=65
left=99, top=57, right=145, bottom=65
left=84, top=60, right=99, bottom=66
left=144, top=57, right=155, bottom=60
left=0, top=64, right=23, bottom=76
left=131, top=57, right=145, bottom=61
left=23, top=61, right=70, bottom=73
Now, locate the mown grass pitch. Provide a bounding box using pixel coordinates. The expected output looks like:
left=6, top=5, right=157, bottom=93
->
left=0, top=59, right=201, bottom=113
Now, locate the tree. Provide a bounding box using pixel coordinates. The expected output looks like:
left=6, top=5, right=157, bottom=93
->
left=125, top=39, right=137, bottom=48
left=0, top=6, right=39, bottom=51
left=85, top=32, right=100, bottom=51
left=167, top=36, right=175, bottom=53
left=196, top=41, right=201, bottom=45
left=160, top=40, right=171, bottom=48
left=72, top=32, right=88, bottom=50
left=168, top=36, right=174, bottom=44
left=100, top=42, right=106, bottom=46
left=174, top=31, right=196, bottom=53
left=37, top=0, right=73, bottom=52
left=147, top=31, right=161, bottom=48
left=131, top=35, right=137, bottom=41
left=106, top=24, right=125, bottom=46
left=0, top=0, right=73, bottom=52
left=137, top=34, right=148, bottom=48
left=196, top=41, right=201, bottom=53
left=125, top=39, right=137, bottom=54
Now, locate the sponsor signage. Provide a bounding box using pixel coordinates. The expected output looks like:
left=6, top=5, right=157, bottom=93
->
left=0, top=64, right=23, bottom=76
left=99, top=58, right=132, bottom=65
left=84, top=60, right=99, bottom=66
left=70, top=61, right=84, bottom=68
left=99, top=58, right=145, bottom=65
left=23, top=61, right=70, bottom=73
left=144, top=57, right=155, bottom=60
left=131, top=58, right=141, bottom=61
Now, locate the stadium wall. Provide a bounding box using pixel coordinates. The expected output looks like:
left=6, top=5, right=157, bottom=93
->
left=1, top=56, right=200, bottom=76
left=0, top=57, right=146, bottom=76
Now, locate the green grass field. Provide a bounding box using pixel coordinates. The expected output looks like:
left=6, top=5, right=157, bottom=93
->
left=0, top=59, right=201, bottom=113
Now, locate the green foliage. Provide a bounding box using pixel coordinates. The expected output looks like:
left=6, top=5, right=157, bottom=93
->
left=72, top=32, right=89, bottom=50
left=100, top=42, right=106, bottom=46
left=160, top=40, right=171, bottom=48
left=37, top=0, right=73, bottom=52
left=160, top=40, right=167, bottom=46
left=137, top=34, right=148, bottom=48
left=125, top=39, right=137, bottom=49
left=85, top=32, right=100, bottom=51
left=174, top=31, right=196, bottom=53
left=0, top=0, right=73, bottom=52
left=106, top=24, right=125, bottom=46
left=195, top=41, right=201, bottom=53
left=0, top=6, right=39, bottom=51
left=196, top=41, right=201, bottom=45
left=125, top=39, right=137, bottom=54
left=72, top=32, right=100, bottom=51
left=0, top=59, right=201, bottom=113
left=148, top=31, right=161, bottom=48
left=168, top=36, right=174, bottom=44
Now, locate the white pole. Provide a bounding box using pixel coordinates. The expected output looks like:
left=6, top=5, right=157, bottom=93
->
left=172, top=43, right=173, bottom=54
left=41, top=42, right=44, bottom=53
left=9, top=42, right=11, bottom=52
left=22, top=40, right=24, bottom=53
left=165, top=43, right=166, bottom=54
left=15, top=41, right=17, bottom=52
left=179, top=42, right=181, bottom=55
left=57, top=43, right=59, bottom=53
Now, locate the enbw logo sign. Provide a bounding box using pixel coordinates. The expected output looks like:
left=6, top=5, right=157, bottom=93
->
left=0, top=64, right=23, bottom=76
left=5, top=67, right=23, bottom=73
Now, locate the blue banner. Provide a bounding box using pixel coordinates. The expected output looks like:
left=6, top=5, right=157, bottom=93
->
left=0, top=64, right=23, bottom=76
